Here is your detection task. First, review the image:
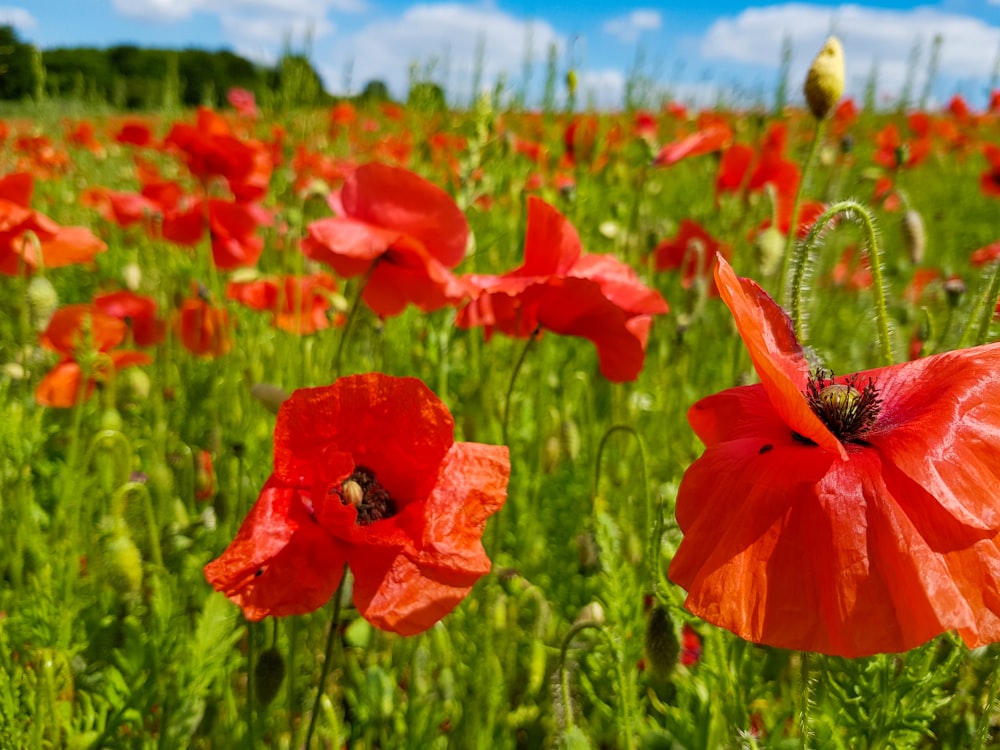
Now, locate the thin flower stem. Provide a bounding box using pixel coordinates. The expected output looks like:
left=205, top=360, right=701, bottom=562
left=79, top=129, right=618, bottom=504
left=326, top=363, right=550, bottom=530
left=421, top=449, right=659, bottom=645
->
left=592, top=425, right=656, bottom=590
left=246, top=620, right=257, bottom=748
left=792, top=199, right=894, bottom=365
left=501, top=327, right=541, bottom=448
left=778, top=118, right=827, bottom=304
left=962, top=258, right=1000, bottom=348
left=304, top=566, right=348, bottom=749
left=490, top=327, right=541, bottom=556
left=332, top=266, right=374, bottom=378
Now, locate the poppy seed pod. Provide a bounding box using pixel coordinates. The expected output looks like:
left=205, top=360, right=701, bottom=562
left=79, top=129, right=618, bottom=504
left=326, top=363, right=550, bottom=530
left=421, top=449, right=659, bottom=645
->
left=804, top=36, right=845, bottom=120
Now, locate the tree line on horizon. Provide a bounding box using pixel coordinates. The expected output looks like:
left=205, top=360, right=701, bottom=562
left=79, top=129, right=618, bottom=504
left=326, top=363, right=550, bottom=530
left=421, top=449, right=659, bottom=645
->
left=0, top=24, right=413, bottom=110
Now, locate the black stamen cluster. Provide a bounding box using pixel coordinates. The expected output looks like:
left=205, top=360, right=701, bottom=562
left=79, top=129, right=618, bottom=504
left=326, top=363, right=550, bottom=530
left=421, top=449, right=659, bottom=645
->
left=805, top=368, right=882, bottom=443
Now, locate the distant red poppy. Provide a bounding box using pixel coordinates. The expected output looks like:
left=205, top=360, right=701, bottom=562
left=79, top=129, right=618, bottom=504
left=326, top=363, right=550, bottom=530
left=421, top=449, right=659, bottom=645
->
left=175, top=293, right=231, bottom=358
left=303, top=163, right=470, bottom=317
left=93, top=290, right=165, bottom=347
left=981, top=144, right=1000, bottom=198
left=226, top=87, right=259, bottom=119
left=654, top=123, right=732, bottom=167
left=652, top=219, right=729, bottom=292
left=163, top=107, right=272, bottom=201
left=203, top=373, right=510, bottom=634
left=873, top=123, right=931, bottom=170
left=195, top=450, right=216, bottom=501
left=457, top=197, right=669, bottom=382
left=971, top=239, right=1000, bottom=266
left=226, top=272, right=340, bottom=334
left=0, top=172, right=106, bottom=274
left=36, top=304, right=152, bottom=407
left=669, top=255, right=1000, bottom=657
left=680, top=624, right=702, bottom=667
left=114, top=120, right=154, bottom=147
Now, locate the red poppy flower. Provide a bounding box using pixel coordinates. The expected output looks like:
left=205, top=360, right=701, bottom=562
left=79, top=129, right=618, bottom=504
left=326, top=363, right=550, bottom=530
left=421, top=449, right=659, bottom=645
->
left=226, top=272, right=340, bottom=335
left=0, top=172, right=107, bottom=274
left=873, top=123, right=931, bottom=170
left=652, top=219, right=729, bottom=291
left=981, top=144, right=1000, bottom=198
left=653, top=123, right=732, bottom=167
left=303, top=163, right=470, bottom=317
left=203, top=373, right=510, bottom=634
left=669, top=255, right=1000, bottom=657
left=36, top=304, right=152, bottom=407
left=680, top=624, right=702, bottom=667
left=114, top=120, right=154, bottom=148
left=972, top=239, right=1000, bottom=267
left=93, top=290, right=165, bottom=347
left=456, top=197, right=668, bottom=382
left=195, top=450, right=216, bottom=501
left=175, top=294, right=231, bottom=358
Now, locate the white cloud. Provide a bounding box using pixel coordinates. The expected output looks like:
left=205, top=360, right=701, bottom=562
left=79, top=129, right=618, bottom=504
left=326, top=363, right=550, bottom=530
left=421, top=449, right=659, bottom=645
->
left=701, top=3, right=1000, bottom=102
left=603, top=9, right=661, bottom=44
left=578, top=68, right=626, bottom=109
left=0, top=6, right=37, bottom=30
left=324, top=3, right=565, bottom=101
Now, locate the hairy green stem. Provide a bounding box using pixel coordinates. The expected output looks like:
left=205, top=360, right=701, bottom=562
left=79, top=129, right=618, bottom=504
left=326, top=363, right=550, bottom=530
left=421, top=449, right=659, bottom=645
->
left=333, top=266, right=374, bottom=378
left=962, top=258, right=1000, bottom=348
left=791, top=199, right=894, bottom=365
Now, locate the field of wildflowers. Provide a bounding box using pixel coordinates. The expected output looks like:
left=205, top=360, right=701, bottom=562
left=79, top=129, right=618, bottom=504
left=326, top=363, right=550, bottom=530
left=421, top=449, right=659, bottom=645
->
left=6, top=36, right=1000, bottom=748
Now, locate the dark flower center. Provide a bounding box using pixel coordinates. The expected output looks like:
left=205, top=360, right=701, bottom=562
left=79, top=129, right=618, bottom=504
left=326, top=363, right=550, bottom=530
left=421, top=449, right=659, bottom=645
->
left=336, top=465, right=396, bottom=526
left=804, top=368, right=881, bottom=443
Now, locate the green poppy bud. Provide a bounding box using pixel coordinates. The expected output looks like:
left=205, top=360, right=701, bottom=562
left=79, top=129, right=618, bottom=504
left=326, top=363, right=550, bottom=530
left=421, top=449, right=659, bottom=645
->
left=644, top=604, right=680, bottom=678
left=901, top=209, right=926, bottom=265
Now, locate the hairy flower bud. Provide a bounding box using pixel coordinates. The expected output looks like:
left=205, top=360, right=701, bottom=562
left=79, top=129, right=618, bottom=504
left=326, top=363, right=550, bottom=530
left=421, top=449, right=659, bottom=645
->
left=644, top=604, right=680, bottom=678
left=901, top=209, right=926, bottom=265
left=804, top=36, right=845, bottom=120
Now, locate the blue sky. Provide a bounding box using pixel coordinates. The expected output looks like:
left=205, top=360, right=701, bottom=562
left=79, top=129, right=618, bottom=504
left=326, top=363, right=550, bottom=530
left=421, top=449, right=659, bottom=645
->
left=11, top=1, right=1000, bottom=108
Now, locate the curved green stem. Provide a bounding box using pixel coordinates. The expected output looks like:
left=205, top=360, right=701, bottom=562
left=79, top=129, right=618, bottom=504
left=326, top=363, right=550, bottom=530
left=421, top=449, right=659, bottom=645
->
left=501, top=327, right=541, bottom=448
left=304, top=566, right=348, bottom=749
left=791, top=199, right=894, bottom=365
left=778, top=118, right=827, bottom=304
left=798, top=651, right=812, bottom=750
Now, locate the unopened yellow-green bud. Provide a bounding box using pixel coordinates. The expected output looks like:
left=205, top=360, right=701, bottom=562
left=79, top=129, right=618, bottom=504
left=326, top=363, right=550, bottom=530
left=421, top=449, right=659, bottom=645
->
left=804, top=36, right=845, bottom=120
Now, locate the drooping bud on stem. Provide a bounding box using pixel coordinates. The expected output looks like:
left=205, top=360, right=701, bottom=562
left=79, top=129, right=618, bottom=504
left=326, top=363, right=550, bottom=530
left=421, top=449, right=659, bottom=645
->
left=804, top=36, right=845, bottom=120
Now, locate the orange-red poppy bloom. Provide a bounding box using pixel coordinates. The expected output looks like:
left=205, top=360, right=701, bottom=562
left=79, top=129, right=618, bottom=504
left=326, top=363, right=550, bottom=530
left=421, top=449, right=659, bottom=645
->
left=36, top=304, right=152, bottom=407
left=652, top=218, right=730, bottom=290
left=175, top=293, right=231, bottom=358
left=456, top=197, right=669, bottom=382
left=93, top=290, right=165, bottom=347
left=981, top=144, right=1000, bottom=198
left=203, top=373, right=510, bottom=635
left=653, top=123, right=732, bottom=167
left=0, top=173, right=106, bottom=275
left=669, top=255, right=1000, bottom=657
left=303, top=162, right=470, bottom=317
left=226, top=272, right=340, bottom=335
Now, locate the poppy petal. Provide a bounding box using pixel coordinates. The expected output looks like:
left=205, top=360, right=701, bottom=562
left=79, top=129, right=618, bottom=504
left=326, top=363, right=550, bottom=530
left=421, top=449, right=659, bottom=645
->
left=203, top=481, right=346, bottom=620
left=714, top=255, right=845, bottom=458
